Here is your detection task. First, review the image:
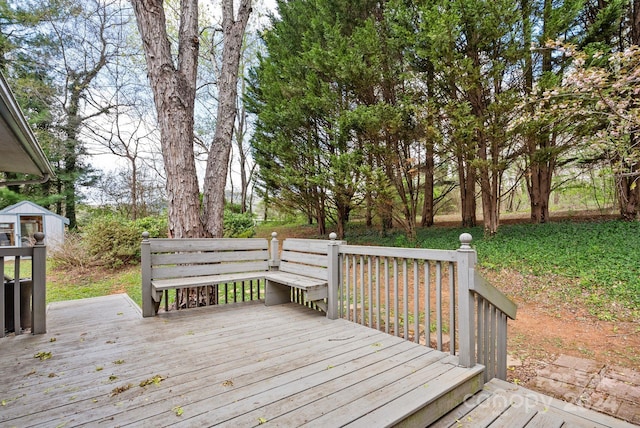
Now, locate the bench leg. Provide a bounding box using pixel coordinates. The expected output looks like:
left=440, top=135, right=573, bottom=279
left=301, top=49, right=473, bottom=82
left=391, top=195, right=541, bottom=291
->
left=265, top=281, right=291, bottom=306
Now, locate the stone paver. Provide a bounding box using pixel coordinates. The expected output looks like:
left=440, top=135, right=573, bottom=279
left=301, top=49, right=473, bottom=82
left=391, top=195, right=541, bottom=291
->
left=532, top=354, right=640, bottom=425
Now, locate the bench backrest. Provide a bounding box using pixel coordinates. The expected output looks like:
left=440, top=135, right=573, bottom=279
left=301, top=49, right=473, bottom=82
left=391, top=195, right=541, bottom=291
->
left=148, top=238, right=270, bottom=280
left=278, top=238, right=339, bottom=281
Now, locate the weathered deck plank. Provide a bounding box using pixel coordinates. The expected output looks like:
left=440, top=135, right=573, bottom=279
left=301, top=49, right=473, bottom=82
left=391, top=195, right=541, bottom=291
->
left=0, top=294, right=482, bottom=428
left=1, top=294, right=633, bottom=428
left=432, top=378, right=636, bottom=428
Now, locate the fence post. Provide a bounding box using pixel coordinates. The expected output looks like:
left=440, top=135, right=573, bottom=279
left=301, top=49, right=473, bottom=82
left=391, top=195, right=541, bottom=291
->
left=457, top=233, right=477, bottom=367
left=141, top=232, right=154, bottom=317
left=326, top=232, right=339, bottom=320
left=269, top=232, right=280, bottom=270
left=31, top=232, right=46, bottom=334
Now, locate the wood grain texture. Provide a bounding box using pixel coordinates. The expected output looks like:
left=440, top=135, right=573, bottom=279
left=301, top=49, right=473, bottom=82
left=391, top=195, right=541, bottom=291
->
left=0, top=294, right=482, bottom=427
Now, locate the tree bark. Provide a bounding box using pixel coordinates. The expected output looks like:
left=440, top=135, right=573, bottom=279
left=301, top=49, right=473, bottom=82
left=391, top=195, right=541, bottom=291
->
left=131, top=0, right=202, bottom=239
left=203, top=0, right=252, bottom=238
left=458, top=149, right=477, bottom=228
left=420, top=141, right=435, bottom=227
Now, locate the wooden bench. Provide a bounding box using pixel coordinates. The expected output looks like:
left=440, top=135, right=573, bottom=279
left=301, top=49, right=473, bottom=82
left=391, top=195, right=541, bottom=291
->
left=264, top=236, right=338, bottom=313
left=141, top=234, right=271, bottom=317
left=141, top=232, right=341, bottom=318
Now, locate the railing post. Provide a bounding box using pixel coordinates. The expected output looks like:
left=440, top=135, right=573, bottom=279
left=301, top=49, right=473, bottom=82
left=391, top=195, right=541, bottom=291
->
left=31, top=232, right=46, bottom=334
left=326, top=232, right=339, bottom=320
left=269, top=232, right=280, bottom=270
left=141, top=232, right=154, bottom=317
left=457, top=233, right=477, bottom=367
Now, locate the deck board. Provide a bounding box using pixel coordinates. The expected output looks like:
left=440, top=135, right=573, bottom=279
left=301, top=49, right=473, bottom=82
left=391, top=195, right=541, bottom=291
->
left=432, top=378, right=636, bottom=428
left=0, top=294, right=481, bottom=428
left=1, top=294, right=633, bottom=428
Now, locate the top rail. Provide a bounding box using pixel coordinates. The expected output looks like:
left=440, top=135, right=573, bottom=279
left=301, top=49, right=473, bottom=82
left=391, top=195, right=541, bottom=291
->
left=471, top=269, right=517, bottom=320
left=338, top=244, right=459, bottom=262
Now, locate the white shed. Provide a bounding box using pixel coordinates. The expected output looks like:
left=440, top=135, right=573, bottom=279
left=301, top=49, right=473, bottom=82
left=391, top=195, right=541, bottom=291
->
left=0, top=201, right=69, bottom=250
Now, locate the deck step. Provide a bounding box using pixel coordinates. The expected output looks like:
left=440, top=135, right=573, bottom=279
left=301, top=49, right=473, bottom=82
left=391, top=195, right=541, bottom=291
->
left=348, top=362, right=485, bottom=427
left=430, top=378, right=636, bottom=428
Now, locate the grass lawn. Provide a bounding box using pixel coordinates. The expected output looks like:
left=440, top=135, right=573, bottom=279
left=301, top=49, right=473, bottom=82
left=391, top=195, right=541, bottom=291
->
left=4, top=218, right=630, bottom=323
left=259, top=219, right=640, bottom=320
left=46, top=263, right=142, bottom=307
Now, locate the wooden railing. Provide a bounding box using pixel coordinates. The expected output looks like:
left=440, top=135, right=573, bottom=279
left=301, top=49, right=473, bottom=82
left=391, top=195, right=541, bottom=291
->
left=333, top=233, right=517, bottom=381
left=0, top=232, right=47, bottom=337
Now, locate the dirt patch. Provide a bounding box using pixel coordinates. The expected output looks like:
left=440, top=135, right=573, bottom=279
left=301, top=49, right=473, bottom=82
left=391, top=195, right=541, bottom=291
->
left=480, top=268, right=640, bottom=391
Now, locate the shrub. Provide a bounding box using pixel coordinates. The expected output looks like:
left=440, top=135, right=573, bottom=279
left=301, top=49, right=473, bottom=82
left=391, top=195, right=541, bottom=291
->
left=82, top=217, right=141, bottom=269
left=81, top=215, right=167, bottom=269
left=224, top=209, right=255, bottom=238
left=49, top=232, right=99, bottom=271
left=133, top=216, right=168, bottom=238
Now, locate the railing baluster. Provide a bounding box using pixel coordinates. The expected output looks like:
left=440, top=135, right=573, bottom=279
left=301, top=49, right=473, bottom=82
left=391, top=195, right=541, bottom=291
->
left=477, top=297, right=484, bottom=370
left=384, top=257, right=390, bottom=334
left=483, top=300, right=491, bottom=378
left=449, top=262, right=455, bottom=355
left=413, top=259, right=419, bottom=344
left=367, top=256, right=372, bottom=327
left=498, top=311, right=508, bottom=379
left=344, top=255, right=350, bottom=321
left=402, top=258, right=408, bottom=340
left=13, top=256, right=21, bottom=335
left=360, top=255, right=365, bottom=325
left=490, top=305, right=497, bottom=380
left=436, top=261, right=442, bottom=351
left=393, top=257, right=399, bottom=337
left=352, top=255, right=357, bottom=322
left=424, top=262, right=430, bottom=348
left=375, top=257, right=380, bottom=331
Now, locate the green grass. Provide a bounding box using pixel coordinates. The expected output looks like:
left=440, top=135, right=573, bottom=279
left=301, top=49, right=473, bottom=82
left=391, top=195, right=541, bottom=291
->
left=343, top=219, right=640, bottom=316
left=46, top=265, right=142, bottom=307
left=26, top=218, right=639, bottom=320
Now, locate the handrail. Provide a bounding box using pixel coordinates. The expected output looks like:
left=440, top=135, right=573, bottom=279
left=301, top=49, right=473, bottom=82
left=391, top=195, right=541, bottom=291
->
left=471, top=269, right=517, bottom=320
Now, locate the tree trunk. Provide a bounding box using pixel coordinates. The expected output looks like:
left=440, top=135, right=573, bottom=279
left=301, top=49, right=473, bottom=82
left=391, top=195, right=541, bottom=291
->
left=132, top=0, right=202, bottom=239
left=528, top=151, right=553, bottom=223
left=524, top=0, right=555, bottom=224
left=457, top=147, right=477, bottom=228
left=203, top=0, right=252, bottom=238
left=617, top=171, right=640, bottom=220
left=421, top=139, right=435, bottom=227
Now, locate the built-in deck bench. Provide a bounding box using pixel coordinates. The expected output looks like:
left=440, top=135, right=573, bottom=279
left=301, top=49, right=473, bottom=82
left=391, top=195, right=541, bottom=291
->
left=264, top=236, right=339, bottom=313
left=141, top=232, right=340, bottom=318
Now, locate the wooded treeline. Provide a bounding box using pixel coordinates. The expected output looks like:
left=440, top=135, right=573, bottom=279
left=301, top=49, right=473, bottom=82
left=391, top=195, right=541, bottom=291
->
left=0, top=0, right=259, bottom=238
left=248, top=0, right=640, bottom=238
left=0, top=0, right=638, bottom=240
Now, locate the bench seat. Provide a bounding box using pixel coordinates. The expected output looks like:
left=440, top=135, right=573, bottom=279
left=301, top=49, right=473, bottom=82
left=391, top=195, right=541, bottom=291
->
left=264, top=271, right=328, bottom=301
left=151, top=272, right=267, bottom=302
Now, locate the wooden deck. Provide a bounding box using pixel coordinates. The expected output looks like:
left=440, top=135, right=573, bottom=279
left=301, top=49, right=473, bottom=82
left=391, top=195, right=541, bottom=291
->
left=0, top=295, right=634, bottom=427
left=1, top=294, right=483, bottom=427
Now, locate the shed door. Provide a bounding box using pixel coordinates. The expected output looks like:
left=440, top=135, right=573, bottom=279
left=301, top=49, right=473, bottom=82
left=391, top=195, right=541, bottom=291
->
left=20, top=215, right=43, bottom=247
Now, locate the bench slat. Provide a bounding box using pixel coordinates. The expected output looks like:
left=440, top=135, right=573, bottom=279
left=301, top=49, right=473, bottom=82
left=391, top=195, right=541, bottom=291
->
left=152, top=249, right=269, bottom=266
left=280, top=250, right=328, bottom=268
left=279, top=261, right=327, bottom=281
left=150, top=238, right=268, bottom=253
left=152, top=260, right=269, bottom=280
left=282, top=239, right=333, bottom=254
